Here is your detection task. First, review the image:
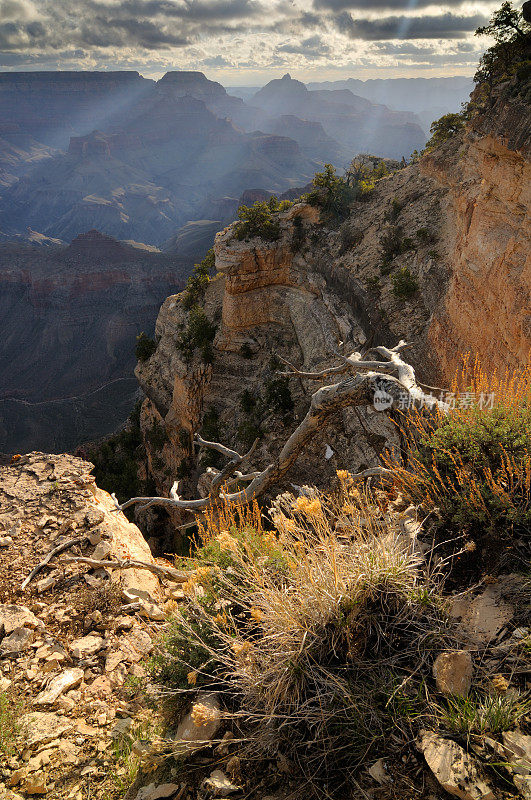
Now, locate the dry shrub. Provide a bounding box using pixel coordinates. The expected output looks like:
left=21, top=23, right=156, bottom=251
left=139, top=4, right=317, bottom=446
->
left=159, top=481, right=458, bottom=795
left=388, top=357, right=531, bottom=554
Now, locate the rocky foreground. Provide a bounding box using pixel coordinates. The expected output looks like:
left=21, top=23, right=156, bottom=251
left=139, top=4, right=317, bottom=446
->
left=0, top=453, right=530, bottom=800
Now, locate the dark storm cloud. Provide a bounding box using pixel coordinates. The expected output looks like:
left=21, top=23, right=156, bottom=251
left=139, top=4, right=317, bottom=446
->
left=334, top=11, right=487, bottom=39
left=314, top=0, right=478, bottom=10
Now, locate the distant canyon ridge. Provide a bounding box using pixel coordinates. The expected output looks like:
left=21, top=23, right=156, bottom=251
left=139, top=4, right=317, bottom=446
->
left=0, top=71, right=473, bottom=247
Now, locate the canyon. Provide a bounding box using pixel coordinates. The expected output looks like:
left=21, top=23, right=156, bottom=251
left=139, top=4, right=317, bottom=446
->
left=0, top=231, right=190, bottom=454
left=131, top=83, right=529, bottom=536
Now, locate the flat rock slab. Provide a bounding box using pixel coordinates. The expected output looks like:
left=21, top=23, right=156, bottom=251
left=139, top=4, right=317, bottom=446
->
left=421, top=732, right=494, bottom=800
left=0, top=604, right=42, bottom=635
left=21, top=712, right=73, bottom=748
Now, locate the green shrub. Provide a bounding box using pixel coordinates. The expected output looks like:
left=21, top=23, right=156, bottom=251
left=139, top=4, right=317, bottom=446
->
left=416, top=227, right=437, bottom=244
left=393, top=363, right=531, bottom=542
left=265, top=376, right=294, bottom=414
left=240, top=342, right=254, bottom=359
left=392, top=267, right=419, bottom=299
left=425, top=112, right=466, bottom=152
left=306, top=164, right=359, bottom=222
left=379, top=225, right=412, bottom=271
left=177, top=305, right=217, bottom=363
left=438, top=689, right=531, bottom=736
left=339, top=224, right=363, bottom=253
left=388, top=197, right=402, bottom=221
left=291, top=215, right=305, bottom=252
left=234, top=196, right=292, bottom=242
left=240, top=389, right=258, bottom=414
left=366, top=275, right=381, bottom=292
left=147, top=420, right=168, bottom=451
left=237, top=418, right=262, bottom=449
left=182, top=249, right=215, bottom=311
left=135, top=332, right=157, bottom=361
left=85, top=401, right=151, bottom=507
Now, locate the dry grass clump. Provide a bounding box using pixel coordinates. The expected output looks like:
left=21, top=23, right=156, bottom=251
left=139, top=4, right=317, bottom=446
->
left=389, top=358, right=531, bottom=559
left=156, top=482, right=459, bottom=795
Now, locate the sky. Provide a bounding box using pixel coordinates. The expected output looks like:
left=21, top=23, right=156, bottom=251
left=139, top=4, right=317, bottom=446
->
left=0, top=0, right=499, bottom=83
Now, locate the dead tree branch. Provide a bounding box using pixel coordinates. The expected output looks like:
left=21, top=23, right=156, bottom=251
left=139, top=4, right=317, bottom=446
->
left=112, top=341, right=447, bottom=516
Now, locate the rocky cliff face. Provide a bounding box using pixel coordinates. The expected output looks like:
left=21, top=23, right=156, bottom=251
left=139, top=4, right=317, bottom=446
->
left=423, top=94, right=530, bottom=378
left=133, top=91, right=529, bottom=526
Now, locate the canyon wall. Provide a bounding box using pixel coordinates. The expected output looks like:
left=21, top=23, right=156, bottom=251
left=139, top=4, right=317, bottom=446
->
left=133, top=88, right=529, bottom=526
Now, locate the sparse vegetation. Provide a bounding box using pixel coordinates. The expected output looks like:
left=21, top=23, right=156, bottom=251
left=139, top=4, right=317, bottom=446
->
left=474, top=2, right=530, bottom=103
left=86, top=401, right=151, bottom=507
left=392, top=267, right=420, bottom=299
left=177, top=305, right=217, bottom=363
left=182, top=248, right=215, bottom=311
left=0, top=691, right=22, bottom=758
left=392, top=359, right=531, bottom=544
left=150, top=486, right=456, bottom=793
left=437, top=688, right=531, bottom=736
left=416, top=227, right=437, bottom=244
left=305, top=163, right=361, bottom=222
left=380, top=225, right=415, bottom=273
left=234, top=196, right=292, bottom=242
left=424, top=112, right=466, bottom=152
left=135, top=331, right=157, bottom=361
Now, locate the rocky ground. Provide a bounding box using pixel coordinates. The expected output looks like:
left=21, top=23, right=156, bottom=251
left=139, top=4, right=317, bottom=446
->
left=0, top=453, right=530, bottom=800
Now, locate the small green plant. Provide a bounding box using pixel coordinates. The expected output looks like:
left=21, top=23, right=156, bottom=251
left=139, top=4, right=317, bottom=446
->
left=291, top=215, right=306, bottom=252
left=339, top=224, right=363, bottom=254
left=264, top=375, right=294, bottom=415
left=234, top=196, right=292, bottom=242
left=177, top=305, right=217, bottom=363
left=135, top=332, right=157, bottom=361
left=392, top=267, right=419, bottom=299
left=237, top=418, right=263, bottom=449
left=0, top=691, right=22, bottom=757
left=387, top=197, right=402, bottom=221
left=240, top=389, right=258, bottom=414
left=366, top=275, right=381, bottom=292
left=438, top=689, right=531, bottom=736
left=199, top=407, right=223, bottom=468
left=380, top=225, right=411, bottom=272
left=416, top=227, right=437, bottom=245
left=306, top=164, right=359, bottom=222
left=425, top=112, right=466, bottom=152
left=182, top=249, right=215, bottom=311
left=147, top=420, right=168, bottom=451
left=428, top=248, right=439, bottom=260
left=240, top=342, right=254, bottom=359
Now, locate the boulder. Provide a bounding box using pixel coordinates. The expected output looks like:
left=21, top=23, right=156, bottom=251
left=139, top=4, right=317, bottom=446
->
left=433, top=650, right=473, bottom=697
left=70, top=634, right=105, bottom=659
left=0, top=605, right=42, bottom=635
left=21, top=712, right=73, bottom=748
left=0, top=626, right=34, bottom=656
left=420, top=732, right=494, bottom=800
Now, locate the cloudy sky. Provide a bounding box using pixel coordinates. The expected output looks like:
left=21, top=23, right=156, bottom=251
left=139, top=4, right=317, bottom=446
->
left=0, top=0, right=498, bottom=82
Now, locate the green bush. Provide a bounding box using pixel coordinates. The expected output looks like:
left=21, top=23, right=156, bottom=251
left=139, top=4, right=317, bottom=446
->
left=182, top=249, right=215, bottom=311
left=473, top=2, right=530, bottom=102
left=379, top=225, right=413, bottom=272
left=392, top=267, right=419, bottom=299
left=425, top=113, right=466, bottom=152
left=234, top=196, right=292, bottom=242
left=395, top=367, right=531, bottom=543
left=177, top=305, right=217, bottom=363
left=265, top=376, right=294, bottom=414
left=240, top=342, right=254, bottom=359
left=135, top=332, right=157, bottom=361
left=306, top=164, right=359, bottom=222
left=416, top=227, right=437, bottom=244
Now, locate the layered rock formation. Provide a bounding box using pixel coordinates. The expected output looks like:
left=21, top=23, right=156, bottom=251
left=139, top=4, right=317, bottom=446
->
left=249, top=74, right=427, bottom=160
left=0, top=232, right=191, bottom=453
left=133, top=88, right=529, bottom=524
